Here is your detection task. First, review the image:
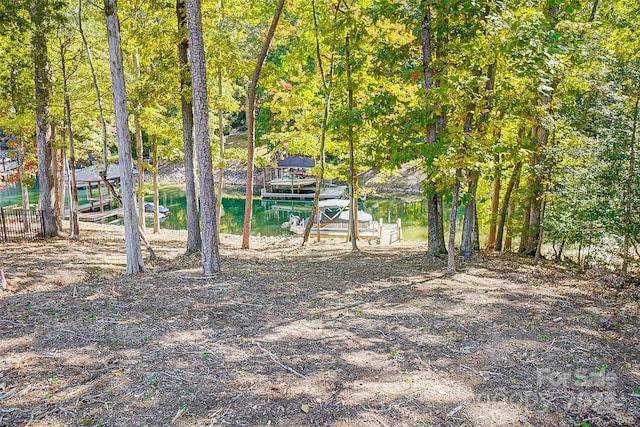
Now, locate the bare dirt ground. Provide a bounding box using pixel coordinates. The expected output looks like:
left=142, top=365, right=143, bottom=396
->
left=1, top=224, right=639, bottom=426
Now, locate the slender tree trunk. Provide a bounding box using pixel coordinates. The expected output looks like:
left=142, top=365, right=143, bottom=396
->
left=496, top=161, right=522, bottom=251
left=60, top=32, right=80, bottom=239
left=535, top=195, right=547, bottom=260
left=135, top=111, right=145, bottom=228
left=32, top=0, right=58, bottom=237
left=132, top=48, right=145, bottom=228
left=215, top=0, right=225, bottom=244
left=346, top=32, right=359, bottom=250
left=242, top=0, right=286, bottom=249
left=79, top=0, right=109, bottom=172
left=176, top=0, right=201, bottom=254
left=459, top=67, right=481, bottom=259
left=104, top=0, right=144, bottom=274
left=447, top=169, right=462, bottom=273
left=51, top=141, right=63, bottom=231
left=520, top=5, right=559, bottom=256
left=303, top=0, right=333, bottom=246
left=504, top=174, right=520, bottom=252
left=421, top=3, right=446, bottom=257
left=18, top=139, right=30, bottom=217
left=622, top=95, right=639, bottom=279
left=216, top=69, right=225, bottom=244
left=460, top=171, right=479, bottom=258
left=186, top=0, right=221, bottom=275
left=486, top=153, right=501, bottom=249
left=152, top=135, right=160, bottom=233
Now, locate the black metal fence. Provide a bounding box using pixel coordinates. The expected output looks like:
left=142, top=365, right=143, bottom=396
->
left=0, top=207, right=45, bottom=243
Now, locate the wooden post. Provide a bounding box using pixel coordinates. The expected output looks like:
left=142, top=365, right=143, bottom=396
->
left=1, top=207, right=7, bottom=243
left=397, top=218, right=403, bottom=241
left=98, top=181, right=104, bottom=212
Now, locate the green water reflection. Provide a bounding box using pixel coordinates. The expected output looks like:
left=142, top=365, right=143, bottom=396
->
left=0, top=183, right=430, bottom=241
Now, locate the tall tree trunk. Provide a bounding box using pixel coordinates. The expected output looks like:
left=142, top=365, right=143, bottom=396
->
left=186, top=0, right=221, bottom=275
left=52, top=143, right=64, bottom=231
left=104, top=0, right=144, bottom=274
left=176, top=0, right=201, bottom=254
left=132, top=47, right=145, bottom=228
left=79, top=0, right=109, bottom=173
left=17, top=139, right=30, bottom=217
left=447, top=169, right=462, bottom=273
left=303, top=0, right=333, bottom=245
left=31, top=0, right=58, bottom=237
left=460, top=171, right=479, bottom=258
left=215, top=0, right=225, bottom=244
left=421, top=3, right=446, bottom=257
left=152, top=135, right=160, bottom=233
left=346, top=32, right=359, bottom=250
left=496, top=161, right=522, bottom=252
left=520, top=5, right=559, bottom=256
left=60, top=33, right=80, bottom=239
left=242, top=0, right=286, bottom=249
left=622, top=95, right=639, bottom=279
left=486, top=153, right=501, bottom=250
left=504, top=172, right=521, bottom=252
left=216, top=69, right=225, bottom=244
left=135, top=110, right=145, bottom=228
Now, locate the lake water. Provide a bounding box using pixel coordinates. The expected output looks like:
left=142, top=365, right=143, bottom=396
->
left=0, top=183, right=430, bottom=241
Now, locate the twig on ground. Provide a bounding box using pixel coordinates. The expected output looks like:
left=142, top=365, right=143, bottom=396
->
left=546, top=338, right=556, bottom=352
left=447, top=404, right=463, bottom=418
left=229, top=301, right=263, bottom=308
left=256, top=342, right=306, bottom=379
left=58, top=329, right=99, bottom=342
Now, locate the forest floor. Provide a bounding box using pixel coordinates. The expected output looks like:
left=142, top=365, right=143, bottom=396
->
left=1, top=224, right=639, bottom=426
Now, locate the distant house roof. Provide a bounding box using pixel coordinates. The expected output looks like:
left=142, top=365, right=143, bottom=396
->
left=277, top=156, right=314, bottom=168
left=75, top=164, right=137, bottom=184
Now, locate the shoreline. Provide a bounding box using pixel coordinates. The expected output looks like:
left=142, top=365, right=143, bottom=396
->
left=157, top=160, right=427, bottom=197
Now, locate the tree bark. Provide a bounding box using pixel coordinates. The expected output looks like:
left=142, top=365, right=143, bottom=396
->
left=216, top=69, right=224, bottom=244
left=186, top=0, right=221, bottom=275
left=17, top=139, right=30, bottom=218
left=486, top=153, right=501, bottom=250
left=496, top=161, right=522, bottom=252
left=242, top=0, right=286, bottom=249
left=176, top=0, right=202, bottom=254
left=135, top=110, right=145, bottom=228
left=346, top=32, right=359, bottom=250
left=447, top=169, right=462, bottom=273
left=421, top=2, right=446, bottom=257
left=152, top=135, right=160, bottom=233
left=622, top=95, right=639, bottom=279
left=460, top=171, right=479, bottom=258
left=52, top=143, right=64, bottom=231
left=303, top=0, right=333, bottom=246
left=79, top=0, right=109, bottom=172
left=61, top=40, right=80, bottom=239
left=215, top=0, right=225, bottom=244
left=104, top=0, right=144, bottom=274
left=31, top=0, right=58, bottom=237
left=519, top=5, right=559, bottom=256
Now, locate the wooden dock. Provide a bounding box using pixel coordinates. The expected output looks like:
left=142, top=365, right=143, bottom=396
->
left=77, top=208, right=123, bottom=223
left=260, top=184, right=347, bottom=201
left=306, top=219, right=403, bottom=245
left=65, top=198, right=121, bottom=223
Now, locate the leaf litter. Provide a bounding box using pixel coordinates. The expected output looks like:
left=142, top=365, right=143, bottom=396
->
left=0, top=223, right=638, bottom=426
